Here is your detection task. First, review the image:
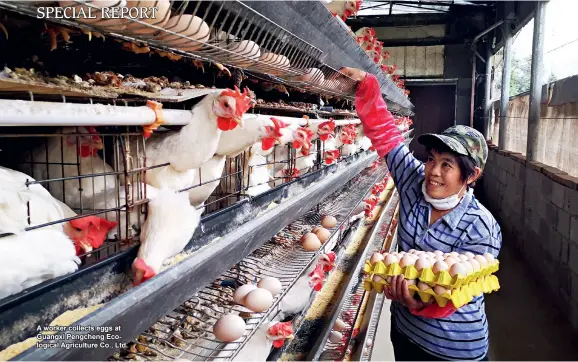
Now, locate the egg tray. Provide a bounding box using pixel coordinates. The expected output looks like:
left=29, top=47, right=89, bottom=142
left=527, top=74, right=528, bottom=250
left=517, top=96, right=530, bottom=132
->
left=363, top=260, right=500, bottom=289
left=363, top=274, right=500, bottom=309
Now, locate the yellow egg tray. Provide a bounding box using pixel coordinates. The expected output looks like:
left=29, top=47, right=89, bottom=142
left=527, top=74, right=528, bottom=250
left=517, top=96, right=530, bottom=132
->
left=363, top=274, right=500, bottom=309
left=363, top=259, right=499, bottom=289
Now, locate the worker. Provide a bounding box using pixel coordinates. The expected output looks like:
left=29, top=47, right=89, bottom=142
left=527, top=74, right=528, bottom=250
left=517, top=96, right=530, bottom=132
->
left=340, top=67, right=501, bottom=361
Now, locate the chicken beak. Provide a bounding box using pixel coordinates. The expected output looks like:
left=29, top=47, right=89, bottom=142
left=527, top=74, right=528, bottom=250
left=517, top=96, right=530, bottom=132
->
left=287, top=334, right=295, bottom=340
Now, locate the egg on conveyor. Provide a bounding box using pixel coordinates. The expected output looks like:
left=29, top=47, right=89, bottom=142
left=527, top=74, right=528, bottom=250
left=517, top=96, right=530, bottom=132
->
left=233, top=284, right=257, bottom=304
left=122, top=0, right=172, bottom=35
left=228, top=40, right=261, bottom=68
left=449, top=262, right=466, bottom=277
left=322, top=215, right=337, bottom=228
left=370, top=252, right=384, bottom=265
left=259, top=52, right=291, bottom=76
left=301, top=232, right=321, bottom=251
left=329, top=331, right=343, bottom=343
left=213, top=314, right=246, bottom=342
left=333, top=318, right=347, bottom=332
left=399, top=255, right=415, bottom=268
left=158, top=14, right=210, bottom=52
left=295, top=68, right=325, bottom=85
left=314, top=227, right=331, bottom=243
left=257, top=277, right=282, bottom=297
left=244, top=288, right=273, bottom=312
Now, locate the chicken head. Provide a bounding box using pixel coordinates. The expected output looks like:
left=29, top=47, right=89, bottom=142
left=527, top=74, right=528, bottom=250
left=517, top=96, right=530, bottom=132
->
left=324, top=149, right=340, bottom=165
left=65, top=126, right=104, bottom=158
left=318, top=119, right=336, bottom=141
left=267, top=321, right=295, bottom=348
left=65, top=215, right=118, bottom=255
left=261, top=117, right=290, bottom=151
left=213, top=86, right=253, bottom=131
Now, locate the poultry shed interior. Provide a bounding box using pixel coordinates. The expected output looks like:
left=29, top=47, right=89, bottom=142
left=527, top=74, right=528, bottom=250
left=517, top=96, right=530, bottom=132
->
left=0, top=0, right=419, bottom=361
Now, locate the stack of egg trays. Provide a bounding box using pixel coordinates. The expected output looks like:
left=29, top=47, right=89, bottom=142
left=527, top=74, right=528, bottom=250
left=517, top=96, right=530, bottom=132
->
left=362, top=257, right=500, bottom=309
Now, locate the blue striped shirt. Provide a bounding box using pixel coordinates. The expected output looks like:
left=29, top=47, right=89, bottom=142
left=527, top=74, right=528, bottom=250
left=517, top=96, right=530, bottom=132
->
left=385, top=143, right=502, bottom=360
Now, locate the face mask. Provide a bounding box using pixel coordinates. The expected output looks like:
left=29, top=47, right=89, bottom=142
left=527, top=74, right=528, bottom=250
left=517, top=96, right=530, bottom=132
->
left=421, top=181, right=466, bottom=211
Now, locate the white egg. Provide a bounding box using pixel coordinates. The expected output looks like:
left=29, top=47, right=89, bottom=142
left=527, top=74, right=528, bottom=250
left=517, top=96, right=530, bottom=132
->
left=406, top=279, right=416, bottom=285
left=233, top=284, right=257, bottom=304
left=463, top=261, right=474, bottom=275
left=399, top=255, right=416, bottom=268
left=370, top=252, right=384, bottom=264
left=449, top=262, right=467, bottom=277
left=257, top=277, right=282, bottom=297
left=464, top=252, right=475, bottom=259
left=469, top=259, right=481, bottom=272
left=384, top=254, right=398, bottom=265
left=458, top=255, right=469, bottom=261
left=444, top=257, right=458, bottom=267
left=483, top=252, right=496, bottom=264
left=474, top=255, right=488, bottom=268
left=158, top=14, right=210, bottom=51
left=414, top=257, right=431, bottom=271
left=322, top=215, right=337, bottom=228
left=434, top=256, right=445, bottom=263
left=449, top=252, right=459, bottom=258
left=432, top=261, right=449, bottom=274
left=408, top=249, right=417, bottom=254
left=329, top=331, right=343, bottom=343
left=244, top=288, right=273, bottom=312
left=334, top=318, right=347, bottom=332
left=433, top=250, right=444, bottom=256
left=213, top=314, right=246, bottom=342
left=123, top=0, right=172, bottom=35
left=259, top=52, right=291, bottom=75
left=296, top=68, right=325, bottom=85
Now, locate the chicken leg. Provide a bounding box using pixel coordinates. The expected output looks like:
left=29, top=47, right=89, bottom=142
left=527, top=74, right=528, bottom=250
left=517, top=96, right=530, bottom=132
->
left=214, top=62, right=231, bottom=78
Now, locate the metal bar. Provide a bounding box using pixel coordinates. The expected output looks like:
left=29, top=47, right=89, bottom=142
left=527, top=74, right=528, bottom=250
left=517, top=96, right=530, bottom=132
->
left=469, top=20, right=504, bottom=128
left=526, top=1, right=547, bottom=162
left=483, top=42, right=493, bottom=140
left=498, top=18, right=513, bottom=150
left=16, top=153, right=377, bottom=361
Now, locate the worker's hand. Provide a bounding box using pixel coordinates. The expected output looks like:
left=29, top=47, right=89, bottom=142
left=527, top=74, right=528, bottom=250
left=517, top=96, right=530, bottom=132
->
left=384, top=275, right=425, bottom=310
left=339, top=67, right=367, bottom=82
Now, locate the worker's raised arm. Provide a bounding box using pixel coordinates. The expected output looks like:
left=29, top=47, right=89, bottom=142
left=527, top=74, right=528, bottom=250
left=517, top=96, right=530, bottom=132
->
left=341, top=67, right=424, bottom=193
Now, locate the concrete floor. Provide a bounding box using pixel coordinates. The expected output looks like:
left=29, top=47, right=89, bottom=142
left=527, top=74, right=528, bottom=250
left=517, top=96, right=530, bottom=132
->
left=370, top=243, right=578, bottom=361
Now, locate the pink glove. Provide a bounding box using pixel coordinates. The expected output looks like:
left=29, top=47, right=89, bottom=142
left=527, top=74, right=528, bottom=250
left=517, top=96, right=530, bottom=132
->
left=355, top=74, right=405, bottom=158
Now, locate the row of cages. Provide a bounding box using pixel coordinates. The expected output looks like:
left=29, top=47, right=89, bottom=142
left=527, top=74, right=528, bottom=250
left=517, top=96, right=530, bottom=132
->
left=0, top=114, right=387, bottom=302
left=0, top=0, right=378, bottom=100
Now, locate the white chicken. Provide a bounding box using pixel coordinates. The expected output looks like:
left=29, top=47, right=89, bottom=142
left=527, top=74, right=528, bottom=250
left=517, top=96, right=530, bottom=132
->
left=339, top=124, right=359, bottom=157
left=246, top=152, right=274, bottom=197
left=188, top=155, right=226, bottom=211
left=272, top=125, right=314, bottom=182
left=140, top=87, right=252, bottom=192
left=323, top=0, right=361, bottom=21
left=0, top=166, right=117, bottom=255
left=132, top=188, right=201, bottom=286
left=20, top=126, right=116, bottom=210
left=0, top=229, right=80, bottom=300
left=321, top=134, right=340, bottom=165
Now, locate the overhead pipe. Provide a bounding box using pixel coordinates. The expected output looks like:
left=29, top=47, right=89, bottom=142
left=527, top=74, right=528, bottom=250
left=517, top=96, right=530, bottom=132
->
left=526, top=1, right=547, bottom=162
left=469, top=20, right=504, bottom=128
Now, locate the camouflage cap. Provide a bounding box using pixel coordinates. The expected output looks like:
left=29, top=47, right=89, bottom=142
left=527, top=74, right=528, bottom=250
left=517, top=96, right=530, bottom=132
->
left=418, top=125, right=488, bottom=170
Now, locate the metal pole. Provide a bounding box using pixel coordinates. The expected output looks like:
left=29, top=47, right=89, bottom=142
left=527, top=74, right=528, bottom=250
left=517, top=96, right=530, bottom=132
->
left=526, top=1, right=547, bottom=162
left=498, top=21, right=513, bottom=150
left=483, top=42, right=493, bottom=140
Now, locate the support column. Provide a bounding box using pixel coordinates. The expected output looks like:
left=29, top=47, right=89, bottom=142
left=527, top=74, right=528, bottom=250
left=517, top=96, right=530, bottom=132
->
left=498, top=22, right=513, bottom=150
left=526, top=1, right=547, bottom=162
left=484, top=42, right=493, bottom=140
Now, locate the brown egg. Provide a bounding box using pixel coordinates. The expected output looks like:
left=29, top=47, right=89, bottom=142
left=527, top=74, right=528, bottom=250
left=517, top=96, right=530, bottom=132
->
left=314, top=227, right=331, bottom=243
left=233, top=284, right=257, bottom=305
left=301, top=233, right=321, bottom=251
left=295, top=68, right=325, bottom=85
left=370, top=252, right=384, bottom=265
left=322, top=215, right=337, bottom=228
left=157, top=14, right=210, bottom=51
left=213, top=314, right=246, bottom=342
left=406, top=279, right=416, bottom=286
left=433, top=285, right=448, bottom=295
left=312, top=226, right=321, bottom=234
left=417, top=281, right=430, bottom=291
left=244, top=288, right=273, bottom=312
left=333, top=318, right=347, bottom=332
left=372, top=275, right=383, bottom=282
left=399, top=255, right=415, bottom=268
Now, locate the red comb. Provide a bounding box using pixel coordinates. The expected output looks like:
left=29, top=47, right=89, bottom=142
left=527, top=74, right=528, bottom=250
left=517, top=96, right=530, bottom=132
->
left=220, top=86, right=253, bottom=117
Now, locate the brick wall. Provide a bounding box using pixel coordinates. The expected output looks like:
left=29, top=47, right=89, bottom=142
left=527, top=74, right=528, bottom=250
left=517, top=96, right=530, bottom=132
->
left=481, top=143, right=578, bottom=332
